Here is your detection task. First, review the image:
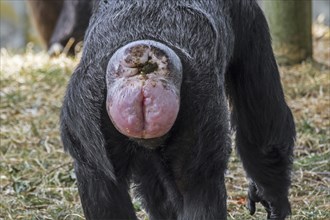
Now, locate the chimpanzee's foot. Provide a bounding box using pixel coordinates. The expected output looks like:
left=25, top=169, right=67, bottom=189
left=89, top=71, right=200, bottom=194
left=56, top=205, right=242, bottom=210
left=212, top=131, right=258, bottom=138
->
left=247, top=182, right=291, bottom=220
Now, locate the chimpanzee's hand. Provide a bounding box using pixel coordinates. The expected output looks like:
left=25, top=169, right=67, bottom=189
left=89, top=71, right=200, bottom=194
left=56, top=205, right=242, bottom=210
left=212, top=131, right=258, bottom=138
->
left=48, top=43, right=64, bottom=56
left=246, top=182, right=291, bottom=220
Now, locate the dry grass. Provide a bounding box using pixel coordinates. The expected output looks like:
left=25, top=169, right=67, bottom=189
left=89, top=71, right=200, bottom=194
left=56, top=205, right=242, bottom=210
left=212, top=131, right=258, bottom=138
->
left=1, top=25, right=329, bottom=219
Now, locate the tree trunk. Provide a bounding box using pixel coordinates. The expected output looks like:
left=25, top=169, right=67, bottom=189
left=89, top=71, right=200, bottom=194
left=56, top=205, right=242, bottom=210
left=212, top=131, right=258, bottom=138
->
left=264, top=0, right=313, bottom=65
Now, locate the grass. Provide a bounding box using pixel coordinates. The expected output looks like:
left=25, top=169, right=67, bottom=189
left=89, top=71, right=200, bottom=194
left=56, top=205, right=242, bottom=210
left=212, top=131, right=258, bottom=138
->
left=1, top=26, right=329, bottom=219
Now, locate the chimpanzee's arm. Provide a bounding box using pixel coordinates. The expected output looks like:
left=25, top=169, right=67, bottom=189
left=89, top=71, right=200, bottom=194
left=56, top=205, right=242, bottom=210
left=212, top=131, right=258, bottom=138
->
left=226, top=1, right=295, bottom=219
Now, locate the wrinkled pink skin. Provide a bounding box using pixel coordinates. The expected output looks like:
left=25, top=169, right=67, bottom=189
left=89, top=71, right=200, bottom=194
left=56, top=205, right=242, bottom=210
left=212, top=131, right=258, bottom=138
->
left=106, top=41, right=182, bottom=139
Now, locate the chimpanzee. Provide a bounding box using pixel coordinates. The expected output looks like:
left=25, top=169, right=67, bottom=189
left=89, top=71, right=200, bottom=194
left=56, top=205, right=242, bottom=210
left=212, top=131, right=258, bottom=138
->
left=26, top=0, right=93, bottom=54
left=60, top=0, right=295, bottom=219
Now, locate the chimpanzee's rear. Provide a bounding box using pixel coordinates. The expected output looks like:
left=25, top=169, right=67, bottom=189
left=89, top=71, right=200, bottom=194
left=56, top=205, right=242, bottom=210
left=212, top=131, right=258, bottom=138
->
left=60, top=1, right=295, bottom=219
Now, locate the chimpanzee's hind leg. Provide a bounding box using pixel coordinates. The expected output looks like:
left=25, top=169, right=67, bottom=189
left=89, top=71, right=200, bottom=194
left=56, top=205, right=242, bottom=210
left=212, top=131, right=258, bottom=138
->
left=131, top=150, right=182, bottom=220
left=74, top=163, right=137, bottom=220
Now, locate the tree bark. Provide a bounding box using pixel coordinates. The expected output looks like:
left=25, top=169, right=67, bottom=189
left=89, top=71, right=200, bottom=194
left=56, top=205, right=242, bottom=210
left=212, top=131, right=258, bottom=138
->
left=264, top=0, right=313, bottom=65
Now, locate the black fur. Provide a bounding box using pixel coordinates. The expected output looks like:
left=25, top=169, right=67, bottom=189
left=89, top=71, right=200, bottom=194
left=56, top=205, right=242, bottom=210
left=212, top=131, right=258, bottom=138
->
left=60, top=0, right=295, bottom=219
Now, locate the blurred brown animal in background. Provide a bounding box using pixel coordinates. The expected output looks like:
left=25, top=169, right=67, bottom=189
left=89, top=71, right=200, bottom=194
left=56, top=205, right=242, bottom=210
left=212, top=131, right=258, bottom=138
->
left=26, top=0, right=92, bottom=55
